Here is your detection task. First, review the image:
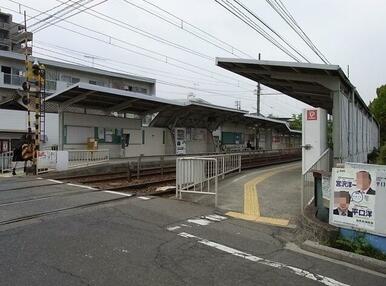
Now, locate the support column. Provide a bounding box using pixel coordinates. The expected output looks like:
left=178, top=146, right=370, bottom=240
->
left=332, top=89, right=341, bottom=166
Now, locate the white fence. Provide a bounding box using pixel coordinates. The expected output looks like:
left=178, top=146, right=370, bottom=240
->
left=0, top=151, right=13, bottom=174
left=68, top=149, right=110, bottom=168
left=301, top=148, right=331, bottom=213
left=176, top=153, right=241, bottom=206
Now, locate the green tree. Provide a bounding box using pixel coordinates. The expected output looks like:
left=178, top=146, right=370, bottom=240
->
left=289, top=113, right=302, bottom=130
left=369, top=85, right=386, bottom=144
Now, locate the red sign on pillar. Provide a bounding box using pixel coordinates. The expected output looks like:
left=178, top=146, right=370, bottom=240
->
left=307, top=110, right=318, bottom=120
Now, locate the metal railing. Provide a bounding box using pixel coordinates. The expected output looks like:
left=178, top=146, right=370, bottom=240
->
left=68, top=149, right=110, bottom=168
left=176, top=153, right=242, bottom=206
left=301, top=149, right=331, bottom=213
left=176, top=157, right=218, bottom=204
left=1, top=151, right=13, bottom=174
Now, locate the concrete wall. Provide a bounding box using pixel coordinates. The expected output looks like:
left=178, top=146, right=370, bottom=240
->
left=124, top=127, right=169, bottom=157
left=185, top=128, right=213, bottom=154
left=62, top=112, right=141, bottom=158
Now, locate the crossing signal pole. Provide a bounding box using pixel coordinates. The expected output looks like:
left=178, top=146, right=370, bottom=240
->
left=21, top=11, right=46, bottom=175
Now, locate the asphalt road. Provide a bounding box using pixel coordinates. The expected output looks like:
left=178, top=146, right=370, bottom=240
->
left=0, top=176, right=385, bottom=285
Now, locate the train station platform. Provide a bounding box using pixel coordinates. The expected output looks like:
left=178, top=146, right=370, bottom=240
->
left=182, top=162, right=301, bottom=227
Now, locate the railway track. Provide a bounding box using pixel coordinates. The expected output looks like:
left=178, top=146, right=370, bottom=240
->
left=0, top=195, right=131, bottom=226
left=53, top=153, right=300, bottom=183
left=0, top=179, right=175, bottom=226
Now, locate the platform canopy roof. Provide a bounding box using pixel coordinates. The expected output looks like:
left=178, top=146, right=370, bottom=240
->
left=45, top=82, right=300, bottom=133
left=149, top=101, right=248, bottom=131
left=243, top=114, right=301, bottom=134
left=216, top=58, right=372, bottom=115
left=45, top=82, right=180, bottom=114
left=150, top=100, right=300, bottom=134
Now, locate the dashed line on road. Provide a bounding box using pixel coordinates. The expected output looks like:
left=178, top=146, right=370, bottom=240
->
left=177, top=232, right=350, bottom=286
left=103, top=190, right=134, bottom=197
left=47, top=179, right=64, bottom=184
left=137, top=196, right=152, bottom=200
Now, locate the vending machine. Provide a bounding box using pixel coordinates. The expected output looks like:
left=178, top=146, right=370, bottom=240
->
left=175, top=128, right=186, bottom=155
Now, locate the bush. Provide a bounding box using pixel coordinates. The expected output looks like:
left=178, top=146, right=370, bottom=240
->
left=377, top=144, right=386, bottom=165
left=327, top=234, right=386, bottom=261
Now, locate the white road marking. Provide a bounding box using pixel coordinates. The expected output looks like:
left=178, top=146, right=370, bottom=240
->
left=205, top=214, right=227, bottom=221
left=66, top=183, right=91, bottom=188
left=103, top=190, right=134, bottom=197
left=36, top=177, right=43, bottom=180
left=177, top=232, right=350, bottom=286
left=167, top=226, right=181, bottom=231
left=187, top=218, right=211, bottom=226
left=232, top=174, right=247, bottom=183
left=47, top=179, right=64, bottom=184
left=138, top=196, right=151, bottom=200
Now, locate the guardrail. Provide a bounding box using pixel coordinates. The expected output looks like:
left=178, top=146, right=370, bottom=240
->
left=301, top=148, right=331, bottom=213
left=68, top=149, right=110, bottom=168
left=127, top=148, right=300, bottom=179
left=1, top=151, right=13, bottom=174
left=176, top=153, right=242, bottom=206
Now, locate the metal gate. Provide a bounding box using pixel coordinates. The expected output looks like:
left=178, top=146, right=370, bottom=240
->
left=176, top=154, right=241, bottom=206
left=1, top=151, right=13, bottom=173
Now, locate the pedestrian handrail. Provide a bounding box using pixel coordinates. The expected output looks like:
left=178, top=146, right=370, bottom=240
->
left=301, top=148, right=331, bottom=213
left=67, top=149, right=110, bottom=168
left=1, top=151, right=13, bottom=174
left=176, top=153, right=242, bottom=207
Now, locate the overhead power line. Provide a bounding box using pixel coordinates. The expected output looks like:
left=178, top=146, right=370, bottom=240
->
left=54, top=0, right=213, bottom=61
left=34, top=40, right=245, bottom=88
left=232, top=0, right=310, bottom=62
left=4, top=1, right=255, bottom=90
left=215, top=0, right=303, bottom=62
left=265, top=0, right=330, bottom=64
left=122, top=0, right=254, bottom=59
left=32, top=0, right=108, bottom=33
left=32, top=46, right=261, bottom=102
left=33, top=44, right=305, bottom=115
left=28, top=0, right=89, bottom=30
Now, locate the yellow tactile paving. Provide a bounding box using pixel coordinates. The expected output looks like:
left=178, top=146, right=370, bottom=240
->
left=227, top=164, right=299, bottom=227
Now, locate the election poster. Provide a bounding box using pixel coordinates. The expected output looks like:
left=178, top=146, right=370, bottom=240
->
left=330, top=168, right=376, bottom=231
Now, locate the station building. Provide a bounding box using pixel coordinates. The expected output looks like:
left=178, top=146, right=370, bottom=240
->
left=0, top=50, right=301, bottom=157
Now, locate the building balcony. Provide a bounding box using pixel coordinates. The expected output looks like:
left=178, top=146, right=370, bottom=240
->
left=0, top=73, right=58, bottom=92
left=0, top=22, right=10, bottom=30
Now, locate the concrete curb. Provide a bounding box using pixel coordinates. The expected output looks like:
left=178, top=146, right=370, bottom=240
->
left=301, top=240, right=386, bottom=274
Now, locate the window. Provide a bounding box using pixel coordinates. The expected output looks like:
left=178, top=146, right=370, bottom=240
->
left=142, top=129, right=145, bottom=144
left=61, top=75, right=80, bottom=85
left=132, top=86, right=148, bottom=94
left=89, top=79, right=105, bottom=87
left=221, top=132, right=243, bottom=145
left=162, top=130, right=165, bottom=144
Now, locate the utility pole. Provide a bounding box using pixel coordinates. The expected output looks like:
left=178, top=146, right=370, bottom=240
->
left=256, top=53, right=261, bottom=115
left=235, top=100, right=241, bottom=110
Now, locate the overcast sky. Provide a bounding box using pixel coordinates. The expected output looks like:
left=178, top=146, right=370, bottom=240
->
left=3, top=0, right=386, bottom=117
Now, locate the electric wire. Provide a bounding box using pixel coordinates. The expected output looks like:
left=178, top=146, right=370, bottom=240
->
left=265, top=0, right=330, bottom=64
left=3, top=1, right=255, bottom=90
left=215, top=0, right=302, bottom=62
left=123, top=0, right=254, bottom=59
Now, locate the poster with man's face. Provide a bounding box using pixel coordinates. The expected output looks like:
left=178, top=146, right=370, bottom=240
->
left=331, top=168, right=376, bottom=230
